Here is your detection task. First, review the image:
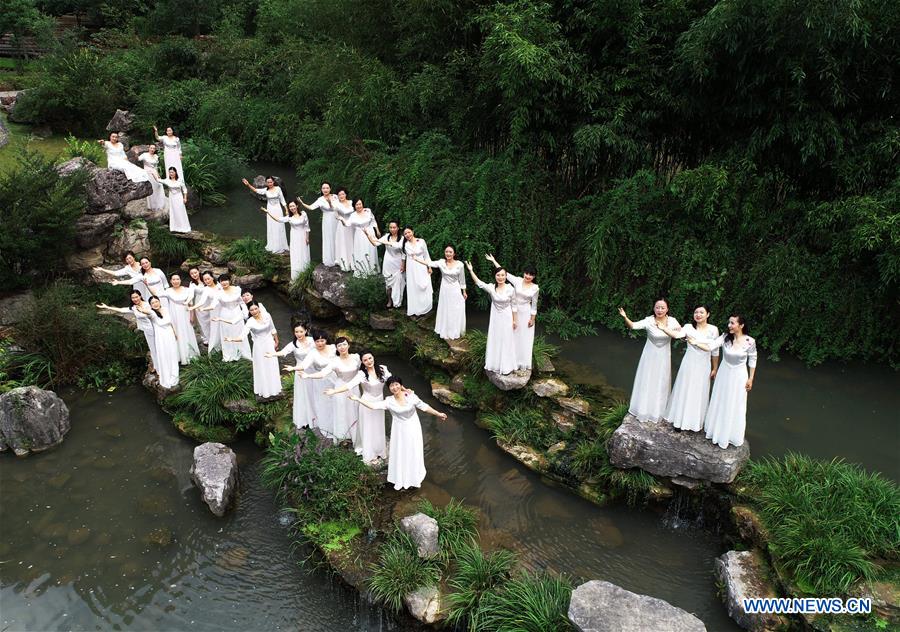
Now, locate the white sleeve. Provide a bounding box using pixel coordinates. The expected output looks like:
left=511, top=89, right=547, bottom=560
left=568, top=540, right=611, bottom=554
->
left=276, top=342, right=296, bottom=357
left=530, top=287, right=538, bottom=315
left=411, top=394, right=430, bottom=412
left=710, top=326, right=720, bottom=357
left=344, top=372, right=365, bottom=389
left=254, top=187, right=266, bottom=195
left=706, top=334, right=726, bottom=351
left=631, top=316, right=650, bottom=331
left=747, top=339, right=758, bottom=368
left=277, top=187, right=286, bottom=207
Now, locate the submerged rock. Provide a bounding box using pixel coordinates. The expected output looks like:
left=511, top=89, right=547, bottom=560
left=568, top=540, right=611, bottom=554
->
left=311, top=264, right=355, bottom=308
left=232, top=273, right=264, bottom=290
left=607, top=415, right=749, bottom=484
left=485, top=368, right=531, bottom=391
left=430, top=381, right=471, bottom=410
left=568, top=580, right=706, bottom=632
left=716, top=550, right=786, bottom=631
left=399, top=512, right=439, bottom=559
left=369, top=312, right=396, bottom=330
left=190, top=442, right=238, bottom=517
left=0, top=386, right=70, bottom=456
left=404, top=585, right=443, bottom=624
left=531, top=377, right=569, bottom=398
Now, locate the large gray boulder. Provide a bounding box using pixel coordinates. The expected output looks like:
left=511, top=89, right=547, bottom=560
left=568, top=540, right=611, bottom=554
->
left=189, top=442, right=238, bottom=517
left=568, top=580, right=706, bottom=632
left=122, top=198, right=167, bottom=222
left=106, top=109, right=134, bottom=133
left=607, top=415, right=749, bottom=484
left=87, top=168, right=153, bottom=213
left=404, top=585, right=443, bottom=624
left=74, top=212, right=120, bottom=248
left=485, top=368, right=531, bottom=391
left=0, top=290, right=33, bottom=327
left=0, top=115, right=8, bottom=149
left=716, top=550, right=786, bottom=631
left=0, top=387, right=71, bottom=456
left=56, top=156, right=94, bottom=178
left=66, top=247, right=105, bottom=271
left=311, top=263, right=354, bottom=308
left=107, top=224, right=150, bottom=260
left=531, top=377, right=569, bottom=398
left=399, top=512, right=439, bottom=559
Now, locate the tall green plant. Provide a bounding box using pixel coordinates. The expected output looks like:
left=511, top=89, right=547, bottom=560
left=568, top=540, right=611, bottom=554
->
left=474, top=571, right=573, bottom=632
left=368, top=530, right=441, bottom=613
left=446, top=544, right=517, bottom=630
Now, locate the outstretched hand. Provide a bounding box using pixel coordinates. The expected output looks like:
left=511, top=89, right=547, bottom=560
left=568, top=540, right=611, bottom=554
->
left=617, top=307, right=627, bottom=318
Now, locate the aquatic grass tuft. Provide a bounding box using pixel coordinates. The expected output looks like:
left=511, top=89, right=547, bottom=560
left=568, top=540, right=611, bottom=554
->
left=148, top=220, right=197, bottom=265
left=739, top=453, right=900, bottom=595
left=368, top=529, right=441, bottom=613
left=530, top=335, right=559, bottom=370
left=482, top=404, right=562, bottom=450
left=287, top=264, right=315, bottom=305
left=417, top=498, right=479, bottom=564
left=167, top=353, right=255, bottom=426
left=446, top=543, right=517, bottom=630
left=223, top=237, right=280, bottom=277
left=473, top=570, right=573, bottom=631
left=345, top=270, right=388, bottom=311
left=461, top=329, right=488, bottom=374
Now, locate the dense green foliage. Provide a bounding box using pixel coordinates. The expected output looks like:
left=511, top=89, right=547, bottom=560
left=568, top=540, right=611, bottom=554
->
left=738, top=453, right=900, bottom=595
left=0, top=151, right=87, bottom=288
left=179, top=137, right=243, bottom=206
left=475, top=571, right=573, bottom=632
left=147, top=220, right=197, bottom=266
left=446, top=543, right=517, bottom=630
left=13, top=0, right=900, bottom=364
left=222, top=237, right=279, bottom=277
left=345, top=272, right=389, bottom=312
left=417, top=498, right=480, bottom=565
left=368, top=530, right=442, bottom=613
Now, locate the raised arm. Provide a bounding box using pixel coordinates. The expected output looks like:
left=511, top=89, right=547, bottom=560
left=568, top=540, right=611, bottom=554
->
left=465, top=260, right=483, bottom=286
left=95, top=303, right=130, bottom=314
left=485, top=253, right=501, bottom=269
left=414, top=397, right=448, bottom=421
left=297, top=197, right=316, bottom=211
left=300, top=359, right=336, bottom=380
left=350, top=394, right=386, bottom=410
left=241, top=178, right=259, bottom=193
left=325, top=372, right=364, bottom=396
left=617, top=307, right=636, bottom=329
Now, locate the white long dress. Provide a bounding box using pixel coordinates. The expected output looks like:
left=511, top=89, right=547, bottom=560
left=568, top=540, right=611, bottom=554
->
left=298, top=347, right=337, bottom=436
left=131, top=304, right=158, bottom=371
left=476, top=280, right=518, bottom=374
left=370, top=394, right=430, bottom=490
left=255, top=186, right=289, bottom=253
left=164, top=287, right=200, bottom=364
left=275, top=336, right=315, bottom=429
left=348, top=210, right=380, bottom=275
left=507, top=274, right=539, bottom=369
left=148, top=310, right=179, bottom=388
left=138, top=152, right=166, bottom=210
left=628, top=316, right=680, bottom=422
left=334, top=200, right=355, bottom=272
left=112, top=263, right=147, bottom=300
left=278, top=212, right=311, bottom=279
left=209, top=288, right=251, bottom=361
left=162, top=179, right=191, bottom=233
left=309, top=355, right=361, bottom=443
left=194, top=284, right=218, bottom=346
left=665, top=324, right=720, bottom=431
left=142, top=268, right=170, bottom=311
left=405, top=239, right=433, bottom=316
left=429, top=260, right=466, bottom=339
left=239, top=315, right=282, bottom=398
left=704, top=335, right=758, bottom=448
left=313, top=195, right=338, bottom=266
left=344, top=366, right=390, bottom=462
left=377, top=235, right=406, bottom=307
left=104, top=141, right=149, bottom=183
left=188, top=281, right=206, bottom=343
left=157, top=135, right=185, bottom=182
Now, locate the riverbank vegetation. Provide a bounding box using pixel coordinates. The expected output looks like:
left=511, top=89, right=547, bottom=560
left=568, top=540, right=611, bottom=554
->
left=10, top=0, right=899, bottom=365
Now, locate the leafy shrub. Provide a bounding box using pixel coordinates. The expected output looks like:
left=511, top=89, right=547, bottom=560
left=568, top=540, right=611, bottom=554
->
left=0, top=151, right=87, bottom=288
left=261, top=429, right=381, bottom=526
left=418, top=498, right=479, bottom=564
left=739, top=454, right=900, bottom=595
left=287, top=263, right=315, bottom=304
left=223, top=237, right=279, bottom=277
left=446, top=543, right=517, bottom=630
left=0, top=341, right=54, bottom=391
left=474, top=571, right=573, bottom=632
left=181, top=137, right=243, bottom=206
left=76, top=360, right=140, bottom=391
left=368, top=530, right=441, bottom=613
left=461, top=329, right=488, bottom=374
left=483, top=404, right=562, bottom=450
left=531, top=335, right=559, bottom=371
left=62, top=134, right=105, bottom=164
left=166, top=352, right=255, bottom=426
left=147, top=220, right=197, bottom=266
left=345, top=271, right=387, bottom=311
left=301, top=520, right=361, bottom=553
left=540, top=308, right=596, bottom=340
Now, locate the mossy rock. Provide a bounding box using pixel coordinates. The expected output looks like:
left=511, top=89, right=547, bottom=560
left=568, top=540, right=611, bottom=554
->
left=172, top=413, right=236, bottom=444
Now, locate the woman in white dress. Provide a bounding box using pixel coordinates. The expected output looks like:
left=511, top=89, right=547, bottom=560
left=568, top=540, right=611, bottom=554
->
left=402, top=227, right=433, bottom=317
left=200, top=273, right=251, bottom=361
left=352, top=376, right=447, bottom=490
left=162, top=167, right=191, bottom=233
left=341, top=199, right=380, bottom=276
left=223, top=302, right=282, bottom=398
left=137, top=144, right=166, bottom=211
left=300, top=337, right=360, bottom=443
left=242, top=176, right=288, bottom=253
left=413, top=245, right=466, bottom=339
left=326, top=352, right=390, bottom=463
left=286, top=330, right=336, bottom=435
left=137, top=257, right=171, bottom=311
left=299, top=182, right=338, bottom=266
left=269, top=323, right=315, bottom=429
left=96, top=290, right=158, bottom=372
left=189, top=270, right=218, bottom=347
left=466, top=261, right=518, bottom=374
left=618, top=300, right=681, bottom=423
left=186, top=266, right=203, bottom=336
left=690, top=315, right=757, bottom=448
left=262, top=200, right=311, bottom=279
left=333, top=188, right=355, bottom=272
left=662, top=305, right=720, bottom=431
left=143, top=296, right=179, bottom=388
left=366, top=221, right=406, bottom=308
left=97, top=133, right=149, bottom=183
left=93, top=251, right=146, bottom=300
left=164, top=272, right=200, bottom=364
left=485, top=254, right=539, bottom=370
left=153, top=125, right=185, bottom=182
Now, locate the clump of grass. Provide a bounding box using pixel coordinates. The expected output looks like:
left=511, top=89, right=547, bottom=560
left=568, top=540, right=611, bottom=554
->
left=166, top=353, right=255, bottom=426
left=148, top=220, right=197, bottom=265
left=346, top=271, right=387, bottom=311
left=570, top=439, right=613, bottom=480
left=301, top=521, right=361, bottom=553
left=418, top=498, right=479, bottom=564
left=61, top=134, right=105, bottom=164
left=0, top=341, right=54, bottom=391
left=288, top=264, right=315, bottom=304
left=446, top=543, right=517, bottom=630
left=738, top=453, right=900, bottom=595
left=531, top=335, right=559, bottom=370
left=474, top=570, right=573, bottom=631
left=223, top=237, right=279, bottom=276
left=368, top=530, right=441, bottom=613
left=482, top=404, right=562, bottom=450
left=461, top=329, right=488, bottom=373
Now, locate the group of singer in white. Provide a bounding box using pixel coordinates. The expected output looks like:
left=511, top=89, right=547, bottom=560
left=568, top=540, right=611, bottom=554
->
left=618, top=300, right=758, bottom=450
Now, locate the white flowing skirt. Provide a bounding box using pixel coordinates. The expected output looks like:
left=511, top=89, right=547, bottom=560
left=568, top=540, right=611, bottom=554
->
left=335, top=222, right=355, bottom=272
left=220, top=308, right=251, bottom=362
left=357, top=394, right=387, bottom=462
left=383, top=253, right=405, bottom=307
left=288, top=227, right=311, bottom=279
left=352, top=229, right=379, bottom=276
left=665, top=346, right=712, bottom=431
left=170, top=303, right=200, bottom=364
left=629, top=339, right=671, bottom=422
left=307, top=375, right=335, bottom=437
left=163, top=148, right=184, bottom=183
left=321, top=212, right=337, bottom=266
left=251, top=333, right=281, bottom=398
left=406, top=261, right=433, bottom=316
left=514, top=306, right=535, bottom=369
left=207, top=305, right=222, bottom=352
left=168, top=193, right=191, bottom=233
left=265, top=211, right=289, bottom=253
left=434, top=282, right=465, bottom=339
left=142, top=328, right=159, bottom=372
left=331, top=388, right=359, bottom=442
left=196, top=308, right=211, bottom=344
left=290, top=373, right=313, bottom=429
left=704, top=361, right=748, bottom=448
left=154, top=325, right=180, bottom=388
left=387, top=416, right=426, bottom=490
left=485, top=307, right=517, bottom=374
left=146, top=169, right=166, bottom=210
left=108, top=156, right=149, bottom=183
